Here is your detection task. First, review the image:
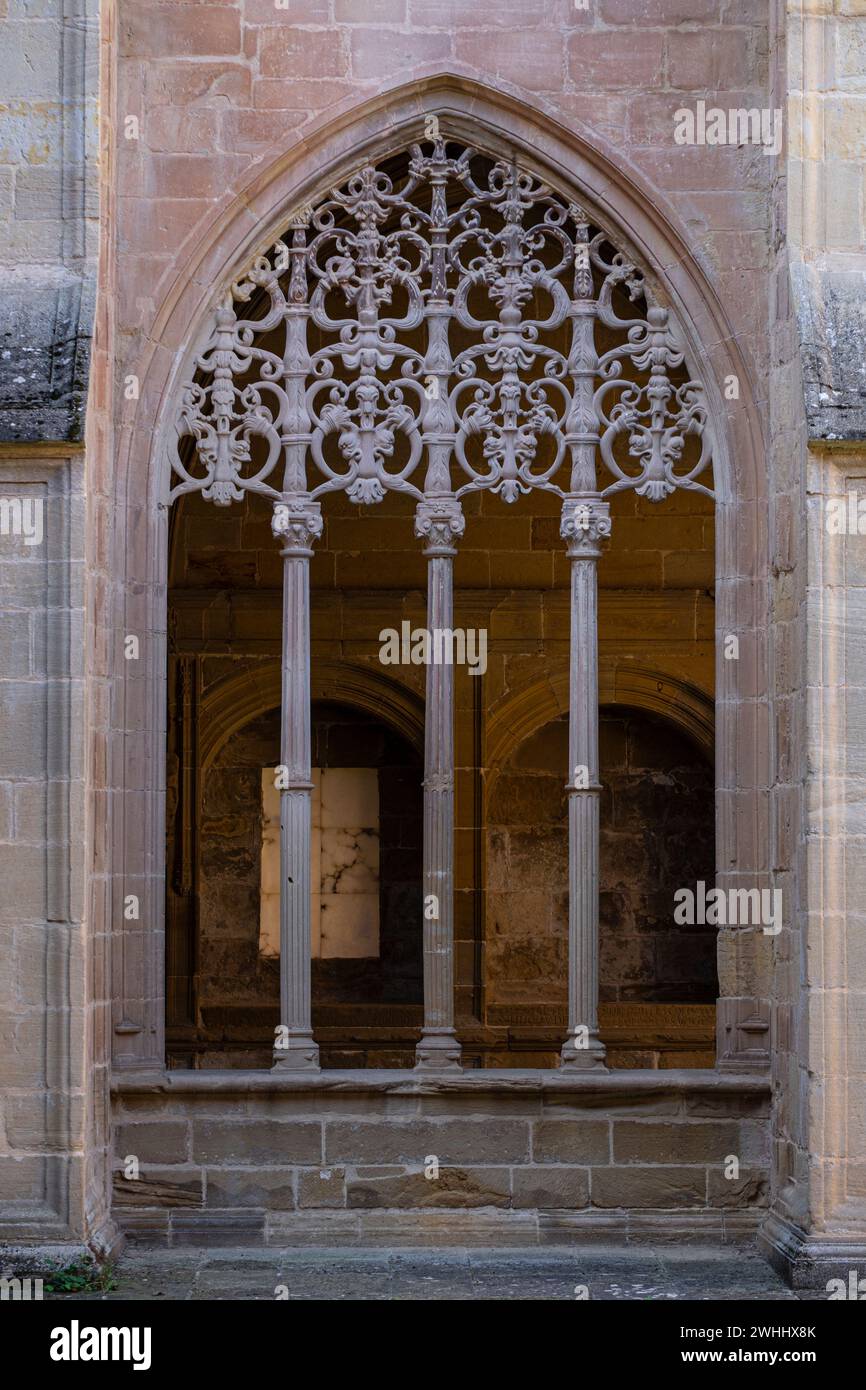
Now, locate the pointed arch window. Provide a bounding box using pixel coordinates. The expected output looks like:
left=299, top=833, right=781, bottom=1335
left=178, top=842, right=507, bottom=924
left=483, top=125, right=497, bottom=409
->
left=168, top=138, right=714, bottom=1073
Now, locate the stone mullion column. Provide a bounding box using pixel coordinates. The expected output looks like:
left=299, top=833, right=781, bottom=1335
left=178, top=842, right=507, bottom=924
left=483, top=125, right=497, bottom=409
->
left=558, top=209, right=609, bottom=1069
left=272, top=497, right=322, bottom=1072
left=415, top=497, right=464, bottom=1072
left=560, top=499, right=610, bottom=1070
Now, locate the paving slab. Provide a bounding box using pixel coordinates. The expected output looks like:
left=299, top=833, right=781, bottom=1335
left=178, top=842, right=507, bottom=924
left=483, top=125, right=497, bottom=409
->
left=43, top=1245, right=820, bottom=1301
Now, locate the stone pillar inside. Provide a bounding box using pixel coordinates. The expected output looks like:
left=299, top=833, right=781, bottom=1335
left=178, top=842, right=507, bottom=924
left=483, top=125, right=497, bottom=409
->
left=414, top=497, right=464, bottom=1072
left=271, top=497, right=322, bottom=1073
left=560, top=496, right=609, bottom=1070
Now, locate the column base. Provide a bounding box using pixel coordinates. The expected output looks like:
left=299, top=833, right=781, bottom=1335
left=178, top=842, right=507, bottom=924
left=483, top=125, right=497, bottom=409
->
left=560, top=1031, right=607, bottom=1071
left=760, top=1210, right=866, bottom=1289
left=272, top=1035, right=320, bottom=1073
left=415, top=1029, right=462, bottom=1072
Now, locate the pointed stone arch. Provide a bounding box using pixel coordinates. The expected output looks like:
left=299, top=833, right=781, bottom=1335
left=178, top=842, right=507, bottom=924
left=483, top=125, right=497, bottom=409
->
left=105, top=73, right=768, bottom=1074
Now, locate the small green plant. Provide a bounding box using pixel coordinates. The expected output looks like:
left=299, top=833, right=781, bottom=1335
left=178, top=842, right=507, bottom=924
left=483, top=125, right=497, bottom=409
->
left=43, top=1260, right=117, bottom=1295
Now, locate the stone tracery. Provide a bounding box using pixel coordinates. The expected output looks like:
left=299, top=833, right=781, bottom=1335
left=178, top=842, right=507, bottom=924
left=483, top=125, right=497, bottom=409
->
left=170, top=138, right=713, bottom=511
left=167, top=138, right=715, bottom=1074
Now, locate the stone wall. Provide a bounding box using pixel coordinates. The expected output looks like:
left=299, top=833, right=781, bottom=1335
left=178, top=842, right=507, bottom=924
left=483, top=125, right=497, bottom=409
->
left=487, top=710, right=716, bottom=1012
left=173, top=701, right=424, bottom=1068
left=0, top=0, right=109, bottom=1261
left=113, top=0, right=773, bottom=411
left=112, top=1072, right=770, bottom=1246
left=0, top=450, right=110, bottom=1255
left=0, top=0, right=99, bottom=442
left=760, top=0, right=866, bottom=1285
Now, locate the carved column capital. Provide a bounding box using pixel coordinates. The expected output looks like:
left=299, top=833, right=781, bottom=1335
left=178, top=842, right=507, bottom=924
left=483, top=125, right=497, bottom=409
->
left=560, top=497, right=611, bottom=558
left=272, top=497, right=323, bottom=555
left=415, top=497, right=465, bottom=556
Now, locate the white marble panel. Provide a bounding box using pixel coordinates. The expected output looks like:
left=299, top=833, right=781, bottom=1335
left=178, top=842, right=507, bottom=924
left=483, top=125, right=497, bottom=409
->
left=259, top=766, right=380, bottom=961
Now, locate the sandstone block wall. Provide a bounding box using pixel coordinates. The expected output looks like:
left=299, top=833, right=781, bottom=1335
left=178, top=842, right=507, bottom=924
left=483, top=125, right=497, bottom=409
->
left=0, top=452, right=106, bottom=1251
left=114, top=0, right=772, bottom=410
left=112, top=1074, right=770, bottom=1246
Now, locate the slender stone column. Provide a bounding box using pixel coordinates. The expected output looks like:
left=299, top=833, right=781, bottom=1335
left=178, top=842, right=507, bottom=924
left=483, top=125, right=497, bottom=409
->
left=414, top=496, right=464, bottom=1071
left=271, top=496, right=322, bottom=1072
left=560, top=496, right=610, bottom=1070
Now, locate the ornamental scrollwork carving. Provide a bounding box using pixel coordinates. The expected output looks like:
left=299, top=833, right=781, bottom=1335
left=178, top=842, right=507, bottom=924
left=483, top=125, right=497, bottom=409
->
left=169, top=137, right=713, bottom=513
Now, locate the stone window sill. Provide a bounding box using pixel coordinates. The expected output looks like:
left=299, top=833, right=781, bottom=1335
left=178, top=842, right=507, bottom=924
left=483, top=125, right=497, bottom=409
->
left=112, top=1067, right=769, bottom=1099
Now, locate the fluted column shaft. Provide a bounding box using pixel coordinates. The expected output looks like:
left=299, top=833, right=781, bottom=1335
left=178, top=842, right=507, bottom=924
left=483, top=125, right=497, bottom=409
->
left=561, top=497, right=610, bottom=1070
left=272, top=497, right=322, bottom=1072
left=415, top=497, right=464, bottom=1071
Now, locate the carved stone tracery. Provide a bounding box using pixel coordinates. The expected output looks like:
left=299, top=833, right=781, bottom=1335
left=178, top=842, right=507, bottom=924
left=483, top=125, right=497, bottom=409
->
left=169, top=139, right=713, bottom=512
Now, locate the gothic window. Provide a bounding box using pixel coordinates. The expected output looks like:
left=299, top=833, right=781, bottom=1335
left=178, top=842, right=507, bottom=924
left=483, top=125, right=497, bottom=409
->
left=167, top=136, right=715, bottom=1074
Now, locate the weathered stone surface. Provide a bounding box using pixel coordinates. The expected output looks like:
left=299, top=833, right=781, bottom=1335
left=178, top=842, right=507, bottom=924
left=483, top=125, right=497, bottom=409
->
left=590, top=1167, right=707, bottom=1209
left=346, top=1166, right=511, bottom=1209
left=0, top=280, right=94, bottom=442
left=792, top=261, right=866, bottom=442
left=707, top=1168, right=768, bottom=1209
left=613, top=1121, right=740, bottom=1165
left=488, top=711, right=715, bottom=1014
left=113, top=1168, right=203, bottom=1209
left=297, top=1167, right=347, bottom=1208
left=325, top=1120, right=530, bottom=1165
left=512, top=1168, right=590, bottom=1210
left=192, top=1122, right=322, bottom=1165
left=532, top=1121, right=610, bottom=1165
left=205, top=1168, right=296, bottom=1210
left=171, top=1214, right=266, bottom=1247
left=115, top=1123, right=190, bottom=1166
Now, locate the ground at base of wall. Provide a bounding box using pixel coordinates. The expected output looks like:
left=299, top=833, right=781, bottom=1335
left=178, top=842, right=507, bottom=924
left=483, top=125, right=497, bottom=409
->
left=45, top=1246, right=822, bottom=1301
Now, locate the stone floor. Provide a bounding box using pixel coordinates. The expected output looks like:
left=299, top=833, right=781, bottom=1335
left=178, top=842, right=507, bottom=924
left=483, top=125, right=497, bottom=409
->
left=49, top=1246, right=824, bottom=1300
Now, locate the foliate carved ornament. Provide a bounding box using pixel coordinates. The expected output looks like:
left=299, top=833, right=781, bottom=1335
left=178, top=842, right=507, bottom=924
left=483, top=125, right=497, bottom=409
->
left=560, top=497, right=612, bottom=559
left=414, top=496, right=465, bottom=556
left=271, top=496, right=323, bottom=555
left=169, top=139, right=713, bottom=518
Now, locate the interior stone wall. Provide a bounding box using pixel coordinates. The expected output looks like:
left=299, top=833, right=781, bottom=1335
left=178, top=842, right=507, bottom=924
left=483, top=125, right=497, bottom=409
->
left=486, top=710, right=716, bottom=1012
left=165, top=481, right=716, bottom=1070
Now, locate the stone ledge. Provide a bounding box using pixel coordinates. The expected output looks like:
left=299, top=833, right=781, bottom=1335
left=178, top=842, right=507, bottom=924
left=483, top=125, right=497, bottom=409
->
left=112, top=1068, right=769, bottom=1099
left=117, top=1207, right=765, bottom=1250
